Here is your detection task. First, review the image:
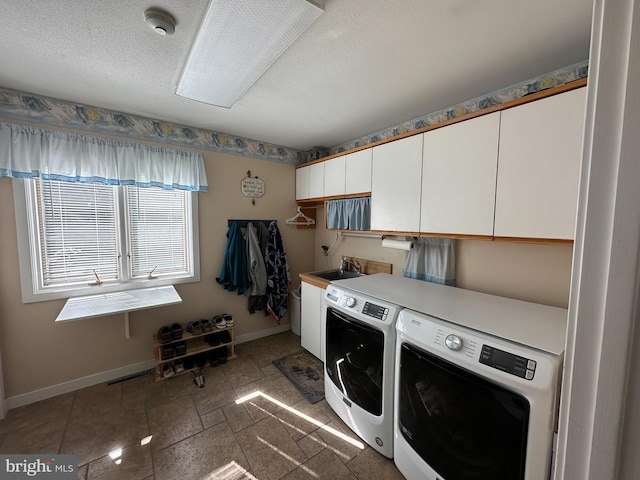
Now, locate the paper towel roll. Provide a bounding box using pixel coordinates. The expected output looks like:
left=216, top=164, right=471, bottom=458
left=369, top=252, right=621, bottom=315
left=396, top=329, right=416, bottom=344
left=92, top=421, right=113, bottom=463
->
left=381, top=238, right=413, bottom=251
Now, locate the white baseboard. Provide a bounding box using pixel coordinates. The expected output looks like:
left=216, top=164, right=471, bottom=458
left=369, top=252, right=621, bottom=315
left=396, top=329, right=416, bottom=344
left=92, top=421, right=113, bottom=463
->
left=235, top=323, right=291, bottom=344
left=4, top=359, right=156, bottom=412
left=3, top=325, right=292, bottom=412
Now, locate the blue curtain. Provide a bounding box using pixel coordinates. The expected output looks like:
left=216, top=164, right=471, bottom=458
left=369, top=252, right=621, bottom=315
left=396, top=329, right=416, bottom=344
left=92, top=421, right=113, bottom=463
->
left=326, top=197, right=371, bottom=230
left=0, top=122, right=208, bottom=191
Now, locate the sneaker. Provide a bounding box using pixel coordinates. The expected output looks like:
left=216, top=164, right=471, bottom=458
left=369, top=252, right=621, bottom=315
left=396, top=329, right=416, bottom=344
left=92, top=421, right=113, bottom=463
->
left=213, top=315, right=226, bottom=329
left=222, top=314, right=234, bottom=327
left=172, top=359, right=184, bottom=374
left=193, top=371, right=205, bottom=388
left=162, top=363, right=174, bottom=378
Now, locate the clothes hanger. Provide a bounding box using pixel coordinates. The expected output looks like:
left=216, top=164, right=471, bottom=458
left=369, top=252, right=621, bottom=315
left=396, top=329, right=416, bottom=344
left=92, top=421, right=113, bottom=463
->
left=285, top=206, right=316, bottom=226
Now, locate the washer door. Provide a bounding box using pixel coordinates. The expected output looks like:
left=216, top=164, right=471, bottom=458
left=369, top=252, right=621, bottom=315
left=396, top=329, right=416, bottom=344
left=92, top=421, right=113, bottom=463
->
left=398, top=342, right=530, bottom=480
left=326, top=307, right=384, bottom=416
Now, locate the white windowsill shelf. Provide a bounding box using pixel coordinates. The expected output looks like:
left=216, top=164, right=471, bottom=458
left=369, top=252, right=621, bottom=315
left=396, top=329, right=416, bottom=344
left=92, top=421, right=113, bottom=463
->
left=55, top=285, right=182, bottom=338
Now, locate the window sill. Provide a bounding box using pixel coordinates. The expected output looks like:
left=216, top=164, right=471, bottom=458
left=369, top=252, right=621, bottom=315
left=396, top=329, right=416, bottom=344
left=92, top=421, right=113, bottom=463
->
left=55, top=285, right=182, bottom=323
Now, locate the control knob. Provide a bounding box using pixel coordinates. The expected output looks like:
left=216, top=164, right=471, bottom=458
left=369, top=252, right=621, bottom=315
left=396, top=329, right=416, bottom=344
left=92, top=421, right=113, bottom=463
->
left=445, top=334, right=463, bottom=351
left=345, top=297, right=357, bottom=308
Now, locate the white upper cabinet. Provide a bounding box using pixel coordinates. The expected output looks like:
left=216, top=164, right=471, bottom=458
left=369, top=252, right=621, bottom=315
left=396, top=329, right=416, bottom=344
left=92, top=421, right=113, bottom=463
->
left=495, top=87, right=586, bottom=240
left=421, top=112, right=500, bottom=236
left=323, top=155, right=346, bottom=197
left=371, top=134, right=423, bottom=232
left=308, top=162, right=325, bottom=199
left=295, top=165, right=310, bottom=200
left=345, top=149, right=372, bottom=194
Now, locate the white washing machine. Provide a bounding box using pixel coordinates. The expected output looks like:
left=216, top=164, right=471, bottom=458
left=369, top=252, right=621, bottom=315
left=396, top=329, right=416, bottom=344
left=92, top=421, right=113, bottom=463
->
left=389, top=279, right=567, bottom=480
left=324, top=280, right=403, bottom=458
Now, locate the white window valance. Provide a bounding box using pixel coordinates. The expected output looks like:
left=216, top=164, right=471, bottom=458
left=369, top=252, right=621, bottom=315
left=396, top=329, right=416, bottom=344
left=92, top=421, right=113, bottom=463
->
left=0, top=122, right=208, bottom=191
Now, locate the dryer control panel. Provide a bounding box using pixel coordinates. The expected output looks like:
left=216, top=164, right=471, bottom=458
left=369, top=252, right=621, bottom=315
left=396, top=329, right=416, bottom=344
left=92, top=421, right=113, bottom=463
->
left=479, top=344, right=537, bottom=380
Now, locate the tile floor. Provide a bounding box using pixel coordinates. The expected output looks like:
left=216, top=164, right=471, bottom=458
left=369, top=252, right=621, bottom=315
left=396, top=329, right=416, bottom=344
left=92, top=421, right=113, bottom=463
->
left=0, top=331, right=405, bottom=479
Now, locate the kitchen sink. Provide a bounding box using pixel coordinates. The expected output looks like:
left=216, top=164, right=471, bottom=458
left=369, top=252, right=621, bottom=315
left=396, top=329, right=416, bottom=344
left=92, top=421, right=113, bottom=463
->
left=309, top=269, right=365, bottom=281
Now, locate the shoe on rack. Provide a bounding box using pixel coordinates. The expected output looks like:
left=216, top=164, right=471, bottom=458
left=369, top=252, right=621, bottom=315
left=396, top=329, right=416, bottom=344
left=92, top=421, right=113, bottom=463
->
left=218, top=346, right=228, bottom=364
left=195, top=353, right=207, bottom=368
left=186, top=320, right=203, bottom=336
left=183, top=356, right=195, bottom=370
left=171, top=323, right=183, bottom=340
left=213, top=315, right=226, bottom=329
left=158, top=325, right=173, bottom=344
left=222, top=314, right=234, bottom=327
left=201, top=318, right=213, bottom=332
left=219, top=330, right=231, bottom=344
left=208, top=349, right=220, bottom=367
left=172, top=359, right=184, bottom=374
left=161, top=346, right=175, bottom=361
left=162, top=363, right=174, bottom=378
left=206, top=333, right=221, bottom=346
left=174, top=341, right=187, bottom=356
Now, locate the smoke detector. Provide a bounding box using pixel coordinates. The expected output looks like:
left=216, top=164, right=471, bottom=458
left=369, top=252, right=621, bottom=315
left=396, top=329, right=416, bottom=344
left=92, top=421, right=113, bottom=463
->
left=145, top=9, right=176, bottom=36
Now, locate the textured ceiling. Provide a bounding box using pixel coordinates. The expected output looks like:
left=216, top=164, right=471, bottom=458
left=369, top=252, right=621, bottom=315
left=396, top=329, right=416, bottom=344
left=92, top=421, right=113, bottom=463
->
left=0, top=0, right=592, bottom=151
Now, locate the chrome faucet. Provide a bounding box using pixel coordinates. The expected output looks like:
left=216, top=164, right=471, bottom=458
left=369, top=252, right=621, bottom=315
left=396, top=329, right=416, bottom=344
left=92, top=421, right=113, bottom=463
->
left=340, top=257, right=361, bottom=275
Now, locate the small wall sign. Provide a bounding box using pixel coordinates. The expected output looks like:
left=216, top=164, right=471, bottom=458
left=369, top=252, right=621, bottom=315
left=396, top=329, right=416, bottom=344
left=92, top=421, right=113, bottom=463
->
left=241, top=171, right=264, bottom=204
left=241, top=176, right=264, bottom=197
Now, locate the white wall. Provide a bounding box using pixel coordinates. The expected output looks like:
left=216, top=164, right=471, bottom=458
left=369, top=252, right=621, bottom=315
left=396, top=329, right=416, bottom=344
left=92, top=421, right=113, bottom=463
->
left=555, top=0, right=640, bottom=478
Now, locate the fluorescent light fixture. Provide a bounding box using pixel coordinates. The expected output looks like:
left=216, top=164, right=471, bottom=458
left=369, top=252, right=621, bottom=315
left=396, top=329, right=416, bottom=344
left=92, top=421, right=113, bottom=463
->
left=177, top=0, right=324, bottom=108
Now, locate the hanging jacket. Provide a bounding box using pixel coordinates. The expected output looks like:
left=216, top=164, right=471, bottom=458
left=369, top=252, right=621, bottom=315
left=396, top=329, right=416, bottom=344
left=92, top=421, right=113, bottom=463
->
left=245, top=222, right=267, bottom=296
left=216, top=221, right=251, bottom=295
left=265, top=221, right=291, bottom=323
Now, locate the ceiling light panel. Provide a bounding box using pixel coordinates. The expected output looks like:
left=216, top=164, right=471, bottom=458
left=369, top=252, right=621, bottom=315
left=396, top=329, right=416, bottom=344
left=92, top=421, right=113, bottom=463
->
left=177, top=0, right=324, bottom=108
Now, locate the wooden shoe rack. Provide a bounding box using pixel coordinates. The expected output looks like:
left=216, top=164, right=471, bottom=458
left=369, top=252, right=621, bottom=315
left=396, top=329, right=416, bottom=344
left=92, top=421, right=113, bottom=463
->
left=153, top=326, right=236, bottom=382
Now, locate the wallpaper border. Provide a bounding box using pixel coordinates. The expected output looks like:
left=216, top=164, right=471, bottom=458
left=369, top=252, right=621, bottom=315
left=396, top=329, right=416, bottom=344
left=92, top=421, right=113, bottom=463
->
left=329, top=61, right=589, bottom=155
left=0, top=88, right=307, bottom=165
left=0, top=61, right=587, bottom=166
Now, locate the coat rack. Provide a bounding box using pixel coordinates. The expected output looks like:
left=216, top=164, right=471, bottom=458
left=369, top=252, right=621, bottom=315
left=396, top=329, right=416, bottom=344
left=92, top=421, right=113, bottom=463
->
left=228, top=219, right=275, bottom=228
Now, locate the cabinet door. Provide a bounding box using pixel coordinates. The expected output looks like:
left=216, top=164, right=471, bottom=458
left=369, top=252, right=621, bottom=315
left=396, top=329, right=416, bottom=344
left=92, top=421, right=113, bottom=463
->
left=495, top=88, right=586, bottom=240
left=301, top=282, right=322, bottom=359
left=345, top=148, right=372, bottom=194
left=421, top=112, right=500, bottom=236
left=324, top=155, right=346, bottom=197
left=371, top=134, right=423, bottom=232
left=309, top=162, right=325, bottom=199
left=295, top=166, right=310, bottom=200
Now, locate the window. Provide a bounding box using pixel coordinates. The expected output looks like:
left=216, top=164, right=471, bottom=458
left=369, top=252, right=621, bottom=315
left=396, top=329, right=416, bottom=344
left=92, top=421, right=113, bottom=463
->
left=15, top=178, right=199, bottom=302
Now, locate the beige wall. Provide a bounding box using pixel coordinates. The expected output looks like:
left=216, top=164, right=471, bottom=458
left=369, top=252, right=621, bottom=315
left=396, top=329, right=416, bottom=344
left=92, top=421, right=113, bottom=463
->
left=311, top=208, right=572, bottom=309
left=0, top=148, right=572, bottom=402
left=0, top=150, right=315, bottom=400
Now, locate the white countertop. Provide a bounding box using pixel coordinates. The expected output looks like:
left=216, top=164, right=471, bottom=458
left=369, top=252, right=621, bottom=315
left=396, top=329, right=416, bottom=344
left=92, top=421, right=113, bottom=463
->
left=333, top=273, right=568, bottom=356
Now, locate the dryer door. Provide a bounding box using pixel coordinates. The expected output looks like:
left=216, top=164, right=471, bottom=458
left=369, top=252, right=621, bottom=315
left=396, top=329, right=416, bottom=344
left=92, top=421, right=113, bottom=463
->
left=398, top=342, right=530, bottom=480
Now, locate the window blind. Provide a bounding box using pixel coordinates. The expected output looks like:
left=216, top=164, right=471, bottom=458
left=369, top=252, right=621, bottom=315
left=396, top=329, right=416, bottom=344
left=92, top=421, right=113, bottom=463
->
left=126, top=186, right=189, bottom=278
left=37, top=179, right=119, bottom=286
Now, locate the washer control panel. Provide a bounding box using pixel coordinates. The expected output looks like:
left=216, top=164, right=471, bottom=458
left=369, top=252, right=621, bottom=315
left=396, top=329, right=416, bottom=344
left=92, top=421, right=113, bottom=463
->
left=324, top=285, right=400, bottom=325
left=479, top=344, right=537, bottom=380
